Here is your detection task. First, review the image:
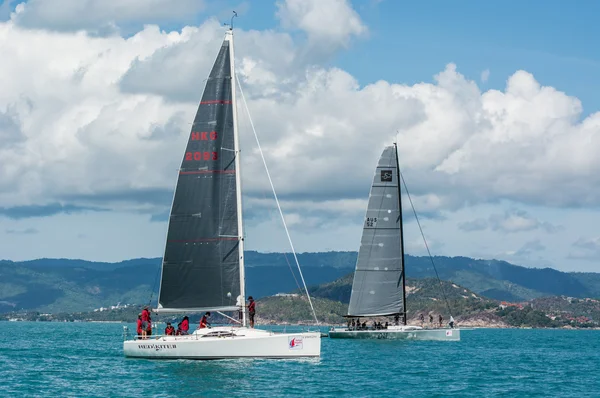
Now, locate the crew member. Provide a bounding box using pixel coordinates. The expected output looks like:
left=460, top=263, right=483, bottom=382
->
left=248, top=296, right=256, bottom=328
left=199, top=312, right=211, bottom=329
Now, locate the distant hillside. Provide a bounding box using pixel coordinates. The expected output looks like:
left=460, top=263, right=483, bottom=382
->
left=308, top=275, right=498, bottom=319
left=254, top=251, right=600, bottom=302
left=1, top=250, right=599, bottom=314
left=8, top=276, right=597, bottom=329
left=0, top=256, right=352, bottom=313
left=258, top=277, right=600, bottom=328
left=528, top=296, right=600, bottom=323
left=254, top=295, right=347, bottom=324
left=403, top=255, right=594, bottom=301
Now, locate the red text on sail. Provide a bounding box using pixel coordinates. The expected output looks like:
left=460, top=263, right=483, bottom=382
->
left=185, top=131, right=219, bottom=161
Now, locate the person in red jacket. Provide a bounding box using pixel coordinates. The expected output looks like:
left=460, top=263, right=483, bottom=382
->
left=248, top=296, right=256, bottom=328
left=199, top=312, right=211, bottom=329
left=141, top=307, right=150, bottom=339
left=180, top=316, right=189, bottom=335
left=136, top=314, right=143, bottom=336
left=165, top=322, right=175, bottom=335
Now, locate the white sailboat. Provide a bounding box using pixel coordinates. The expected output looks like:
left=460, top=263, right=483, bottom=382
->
left=329, top=144, right=460, bottom=341
left=123, top=24, right=321, bottom=359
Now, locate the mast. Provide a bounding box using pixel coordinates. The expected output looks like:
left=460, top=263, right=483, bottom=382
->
left=394, top=143, right=407, bottom=325
left=227, top=27, right=247, bottom=328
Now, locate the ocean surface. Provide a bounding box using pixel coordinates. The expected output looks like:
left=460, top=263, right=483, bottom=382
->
left=1, top=322, right=598, bottom=397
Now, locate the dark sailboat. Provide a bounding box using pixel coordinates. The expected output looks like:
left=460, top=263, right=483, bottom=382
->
left=157, top=36, right=244, bottom=315
left=123, top=26, right=321, bottom=359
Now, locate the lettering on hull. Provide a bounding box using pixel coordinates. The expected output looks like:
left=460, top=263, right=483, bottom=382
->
left=137, top=344, right=177, bottom=351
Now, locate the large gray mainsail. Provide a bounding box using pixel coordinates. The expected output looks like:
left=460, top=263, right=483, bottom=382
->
left=157, top=32, right=242, bottom=312
left=347, top=145, right=405, bottom=317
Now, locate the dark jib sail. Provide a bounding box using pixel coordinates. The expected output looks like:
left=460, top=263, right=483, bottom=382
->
left=157, top=36, right=241, bottom=312
left=347, top=146, right=404, bottom=317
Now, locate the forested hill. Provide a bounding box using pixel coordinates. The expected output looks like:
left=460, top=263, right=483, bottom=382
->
left=249, top=251, right=600, bottom=301
left=1, top=251, right=599, bottom=314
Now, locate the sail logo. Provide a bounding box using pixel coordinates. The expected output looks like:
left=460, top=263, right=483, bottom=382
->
left=288, top=337, right=303, bottom=350
left=380, top=170, right=393, bottom=182
left=446, top=330, right=453, bottom=337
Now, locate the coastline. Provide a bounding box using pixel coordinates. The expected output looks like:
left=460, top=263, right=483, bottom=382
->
left=2, top=319, right=599, bottom=331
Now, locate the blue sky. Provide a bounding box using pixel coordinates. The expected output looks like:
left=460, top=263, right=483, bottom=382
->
left=346, top=1, right=600, bottom=119
left=200, top=0, right=600, bottom=115
left=0, top=0, right=599, bottom=272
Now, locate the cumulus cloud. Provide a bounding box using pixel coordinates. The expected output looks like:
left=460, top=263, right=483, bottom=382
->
left=460, top=209, right=561, bottom=234
left=0, top=105, right=24, bottom=144
left=0, top=12, right=600, bottom=232
left=569, top=237, right=600, bottom=261
left=432, top=69, right=600, bottom=209
left=5, top=227, right=38, bottom=234
left=514, top=239, right=545, bottom=256
left=458, top=218, right=488, bottom=232
left=489, top=209, right=562, bottom=233
left=119, top=19, right=300, bottom=101
left=494, top=238, right=552, bottom=268
left=10, top=0, right=206, bottom=34
left=404, top=236, right=444, bottom=256
left=276, top=0, right=367, bottom=52
left=0, top=203, right=107, bottom=219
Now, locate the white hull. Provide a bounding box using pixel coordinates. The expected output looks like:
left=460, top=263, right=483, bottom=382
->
left=123, top=327, right=321, bottom=359
left=328, top=325, right=461, bottom=341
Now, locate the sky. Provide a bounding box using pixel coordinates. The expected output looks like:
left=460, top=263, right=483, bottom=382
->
left=0, top=0, right=599, bottom=272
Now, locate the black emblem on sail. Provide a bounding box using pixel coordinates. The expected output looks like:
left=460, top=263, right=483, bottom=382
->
left=381, top=170, right=393, bottom=182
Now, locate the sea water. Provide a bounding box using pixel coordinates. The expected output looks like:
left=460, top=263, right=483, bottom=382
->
left=1, top=322, right=598, bottom=397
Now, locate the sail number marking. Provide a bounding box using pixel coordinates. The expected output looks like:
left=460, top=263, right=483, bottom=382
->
left=185, top=152, right=218, bottom=161
left=366, top=217, right=378, bottom=227
left=186, top=131, right=219, bottom=161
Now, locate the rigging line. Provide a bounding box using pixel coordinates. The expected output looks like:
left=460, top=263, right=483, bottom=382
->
left=283, top=252, right=303, bottom=294
left=259, top=183, right=302, bottom=293
left=235, top=74, right=319, bottom=325
left=217, top=310, right=242, bottom=325
left=147, top=261, right=162, bottom=308
left=250, top=136, right=301, bottom=293
left=397, top=168, right=454, bottom=319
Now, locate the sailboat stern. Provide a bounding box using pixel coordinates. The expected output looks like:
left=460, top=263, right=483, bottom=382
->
left=123, top=328, right=321, bottom=359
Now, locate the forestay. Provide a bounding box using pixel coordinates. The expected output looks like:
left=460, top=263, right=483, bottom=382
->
left=347, top=146, right=404, bottom=317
